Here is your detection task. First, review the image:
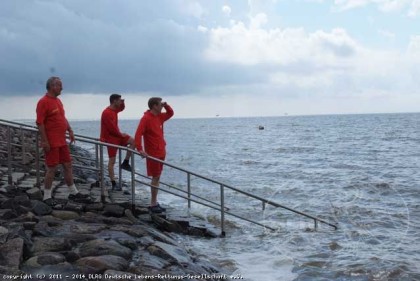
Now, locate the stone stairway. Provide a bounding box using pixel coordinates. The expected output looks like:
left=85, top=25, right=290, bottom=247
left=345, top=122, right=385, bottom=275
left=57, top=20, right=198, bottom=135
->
left=0, top=123, right=222, bottom=237
left=1, top=163, right=221, bottom=238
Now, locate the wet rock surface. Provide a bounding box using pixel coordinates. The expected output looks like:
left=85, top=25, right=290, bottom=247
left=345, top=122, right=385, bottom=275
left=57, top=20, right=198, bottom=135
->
left=0, top=124, right=228, bottom=280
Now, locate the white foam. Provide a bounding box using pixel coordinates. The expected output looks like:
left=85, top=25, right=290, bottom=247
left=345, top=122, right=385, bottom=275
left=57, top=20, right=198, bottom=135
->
left=230, top=252, right=297, bottom=281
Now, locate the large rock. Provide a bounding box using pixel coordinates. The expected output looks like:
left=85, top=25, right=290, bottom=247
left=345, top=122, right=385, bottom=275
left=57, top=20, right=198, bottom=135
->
left=0, top=208, right=17, bottom=219
left=1, top=198, right=30, bottom=216
left=124, top=209, right=138, bottom=224
left=96, top=230, right=137, bottom=250
left=18, top=180, right=36, bottom=190
left=3, top=223, right=33, bottom=251
left=77, top=239, right=132, bottom=259
left=110, top=224, right=178, bottom=246
left=31, top=200, right=52, bottom=216
left=85, top=202, right=104, bottom=212
left=32, top=237, right=72, bottom=254
left=26, top=188, right=43, bottom=200
left=12, top=172, right=25, bottom=184
left=12, top=211, right=38, bottom=223
left=137, top=236, right=155, bottom=247
left=0, top=238, right=24, bottom=269
left=133, top=250, right=171, bottom=270
left=103, top=204, right=125, bottom=217
left=14, top=194, right=31, bottom=207
left=33, top=221, right=56, bottom=237
left=52, top=210, right=80, bottom=220
left=142, top=225, right=178, bottom=246
left=151, top=214, right=184, bottom=233
left=109, top=225, right=147, bottom=238
left=0, top=226, right=9, bottom=243
left=24, top=252, right=66, bottom=267
left=64, top=201, right=84, bottom=212
left=76, top=255, right=129, bottom=273
left=22, top=152, right=34, bottom=165
left=32, top=221, right=96, bottom=243
left=103, top=217, right=133, bottom=226
left=147, top=241, right=192, bottom=265
left=69, top=222, right=107, bottom=234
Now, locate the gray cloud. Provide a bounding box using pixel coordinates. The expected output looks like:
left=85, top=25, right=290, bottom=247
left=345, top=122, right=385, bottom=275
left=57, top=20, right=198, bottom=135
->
left=0, top=0, right=260, bottom=96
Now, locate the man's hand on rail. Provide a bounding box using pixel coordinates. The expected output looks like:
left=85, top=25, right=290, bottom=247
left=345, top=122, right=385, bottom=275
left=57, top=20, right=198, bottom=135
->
left=138, top=150, right=148, bottom=158
left=68, top=130, right=75, bottom=144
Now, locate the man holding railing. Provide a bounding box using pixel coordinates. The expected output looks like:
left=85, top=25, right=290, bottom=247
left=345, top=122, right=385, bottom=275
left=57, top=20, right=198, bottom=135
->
left=100, top=93, right=134, bottom=193
left=135, top=97, right=174, bottom=213
left=36, top=76, right=90, bottom=206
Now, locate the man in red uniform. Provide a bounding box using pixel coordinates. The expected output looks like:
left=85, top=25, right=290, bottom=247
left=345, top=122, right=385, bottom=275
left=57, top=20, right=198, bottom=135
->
left=36, top=77, right=90, bottom=206
left=100, top=94, right=134, bottom=192
left=135, top=97, right=174, bottom=213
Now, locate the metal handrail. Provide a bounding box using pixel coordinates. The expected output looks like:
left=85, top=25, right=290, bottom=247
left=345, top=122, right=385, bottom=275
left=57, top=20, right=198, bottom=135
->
left=0, top=119, right=338, bottom=233
left=134, top=177, right=276, bottom=231
left=135, top=172, right=231, bottom=211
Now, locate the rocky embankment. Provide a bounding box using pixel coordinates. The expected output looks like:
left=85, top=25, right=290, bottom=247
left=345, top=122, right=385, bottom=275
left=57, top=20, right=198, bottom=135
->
left=0, top=124, right=228, bottom=281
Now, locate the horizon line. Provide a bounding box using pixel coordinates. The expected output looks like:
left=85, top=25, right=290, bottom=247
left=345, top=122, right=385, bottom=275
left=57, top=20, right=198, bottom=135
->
left=9, top=111, right=420, bottom=123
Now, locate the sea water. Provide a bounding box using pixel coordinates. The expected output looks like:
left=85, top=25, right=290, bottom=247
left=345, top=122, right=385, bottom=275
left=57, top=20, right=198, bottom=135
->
left=72, top=113, right=420, bottom=281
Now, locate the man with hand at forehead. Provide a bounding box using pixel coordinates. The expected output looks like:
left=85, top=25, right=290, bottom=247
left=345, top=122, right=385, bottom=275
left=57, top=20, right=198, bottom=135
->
left=135, top=97, right=174, bottom=213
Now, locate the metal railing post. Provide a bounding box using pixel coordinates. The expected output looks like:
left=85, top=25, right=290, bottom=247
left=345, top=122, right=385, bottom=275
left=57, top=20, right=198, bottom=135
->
left=100, top=145, right=105, bottom=201
left=131, top=152, right=136, bottom=211
left=95, top=143, right=99, bottom=180
left=35, top=131, right=40, bottom=187
left=20, top=126, right=26, bottom=164
left=187, top=173, right=191, bottom=209
left=118, top=148, right=122, bottom=190
left=220, top=184, right=226, bottom=237
left=314, top=219, right=318, bottom=231
left=7, top=126, right=12, bottom=185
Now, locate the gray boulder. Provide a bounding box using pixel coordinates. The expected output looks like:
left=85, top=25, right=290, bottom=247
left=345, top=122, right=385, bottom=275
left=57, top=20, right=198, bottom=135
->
left=76, top=255, right=129, bottom=273
left=77, top=239, right=132, bottom=259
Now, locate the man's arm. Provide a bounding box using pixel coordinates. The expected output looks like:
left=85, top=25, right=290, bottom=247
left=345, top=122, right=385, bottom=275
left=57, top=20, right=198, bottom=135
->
left=37, top=123, right=50, bottom=152
left=36, top=100, right=51, bottom=152
left=66, top=119, right=75, bottom=144
left=134, top=118, right=148, bottom=157
left=161, top=103, right=174, bottom=121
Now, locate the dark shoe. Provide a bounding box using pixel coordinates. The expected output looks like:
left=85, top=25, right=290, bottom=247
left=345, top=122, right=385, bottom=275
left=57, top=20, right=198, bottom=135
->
left=112, top=185, right=122, bottom=191
left=148, top=203, right=166, bottom=214
left=43, top=198, right=57, bottom=207
left=123, top=190, right=131, bottom=195
left=120, top=162, right=132, bottom=172
left=111, top=180, right=121, bottom=191
left=90, top=181, right=100, bottom=188
left=68, top=192, right=91, bottom=203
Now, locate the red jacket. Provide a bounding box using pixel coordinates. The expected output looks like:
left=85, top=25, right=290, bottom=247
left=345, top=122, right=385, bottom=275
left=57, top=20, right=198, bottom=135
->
left=36, top=94, right=68, bottom=148
left=135, top=104, right=174, bottom=157
left=100, top=103, right=125, bottom=143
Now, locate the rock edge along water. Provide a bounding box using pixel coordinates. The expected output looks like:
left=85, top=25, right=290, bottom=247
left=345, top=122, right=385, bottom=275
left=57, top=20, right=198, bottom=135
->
left=0, top=124, right=227, bottom=281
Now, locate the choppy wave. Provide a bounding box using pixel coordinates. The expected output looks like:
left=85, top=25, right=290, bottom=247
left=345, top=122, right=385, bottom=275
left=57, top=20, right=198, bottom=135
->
left=72, top=113, right=420, bottom=281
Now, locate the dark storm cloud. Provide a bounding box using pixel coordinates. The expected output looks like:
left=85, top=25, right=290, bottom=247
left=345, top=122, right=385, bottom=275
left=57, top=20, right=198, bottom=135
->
left=0, top=0, right=262, bottom=96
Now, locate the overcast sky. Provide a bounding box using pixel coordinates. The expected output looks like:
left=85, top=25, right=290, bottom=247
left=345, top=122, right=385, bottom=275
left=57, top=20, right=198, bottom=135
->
left=1, top=0, right=419, bottom=120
